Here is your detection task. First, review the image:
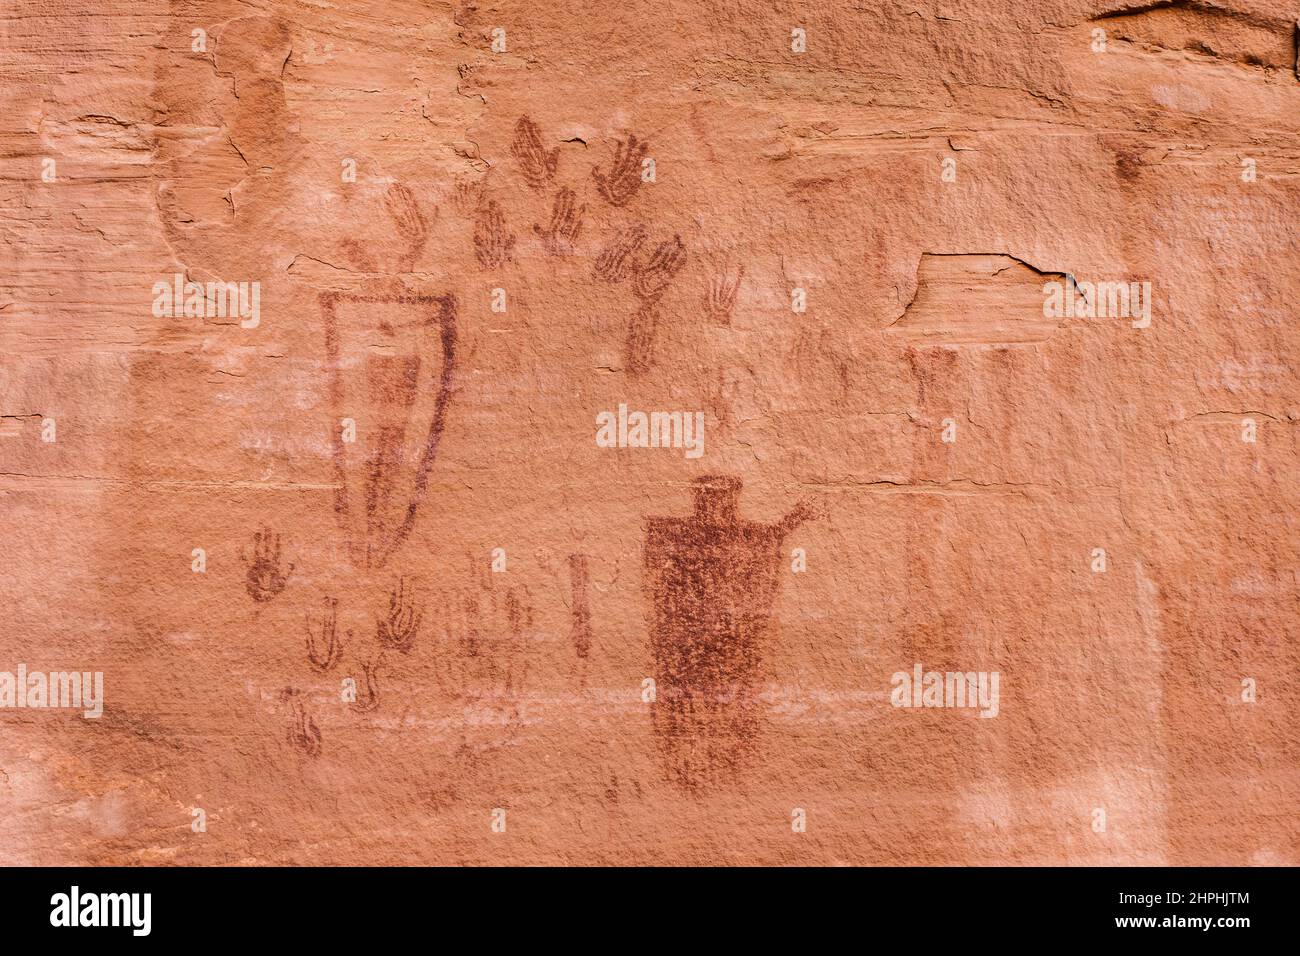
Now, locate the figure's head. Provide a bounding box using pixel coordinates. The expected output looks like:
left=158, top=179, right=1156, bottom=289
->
left=691, top=475, right=742, bottom=525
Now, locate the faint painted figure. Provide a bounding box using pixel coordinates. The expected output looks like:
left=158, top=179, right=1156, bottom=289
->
left=644, top=476, right=810, bottom=790
left=432, top=556, right=536, bottom=702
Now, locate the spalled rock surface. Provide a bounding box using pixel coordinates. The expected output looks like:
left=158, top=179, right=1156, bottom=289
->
left=0, top=0, right=1296, bottom=865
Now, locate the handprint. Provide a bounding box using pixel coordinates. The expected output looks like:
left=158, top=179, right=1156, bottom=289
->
left=705, top=262, right=744, bottom=325
left=349, top=654, right=382, bottom=714
left=473, top=198, right=516, bottom=269
left=305, top=596, right=346, bottom=672
left=592, top=133, right=649, bottom=206
left=533, top=186, right=585, bottom=255
left=339, top=237, right=379, bottom=273
left=282, top=688, right=322, bottom=757
left=242, top=526, right=293, bottom=603
left=450, top=177, right=484, bottom=218
left=623, top=304, right=658, bottom=378
left=376, top=576, right=423, bottom=655
left=511, top=115, right=559, bottom=190
left=334, top=181, right=429, bottom=274
left=594, top=224, right=647, bottom=283
left=382, top=181, right=430, bottom=271
left=632, top=235, right=688, bottom=303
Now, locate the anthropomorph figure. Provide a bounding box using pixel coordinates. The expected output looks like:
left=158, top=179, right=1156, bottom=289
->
left=643, top=476, right=810, bottom=789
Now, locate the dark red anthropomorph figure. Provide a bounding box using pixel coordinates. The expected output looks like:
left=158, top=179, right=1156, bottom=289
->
left=644, top=476, right=810, bottom=790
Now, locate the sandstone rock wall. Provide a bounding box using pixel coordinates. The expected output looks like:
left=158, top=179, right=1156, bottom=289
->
left=0, top=0, right=1295, bottom=865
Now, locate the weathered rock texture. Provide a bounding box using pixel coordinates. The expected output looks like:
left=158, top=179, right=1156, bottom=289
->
left=1, top=0, right=1296, bottom=865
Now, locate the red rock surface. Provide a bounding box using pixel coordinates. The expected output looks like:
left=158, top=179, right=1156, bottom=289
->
left=0, top=0, right=1296, bottom=865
